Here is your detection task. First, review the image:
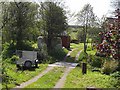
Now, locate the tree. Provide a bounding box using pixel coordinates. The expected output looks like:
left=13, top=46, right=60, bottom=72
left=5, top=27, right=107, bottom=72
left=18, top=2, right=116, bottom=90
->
left=40, top=1, right=68, bottom=52
left=96, top=9, right=120, bottom=60
left=1, top=2, right=39, bottom=50
left=77, top=4, right=96, bottom=53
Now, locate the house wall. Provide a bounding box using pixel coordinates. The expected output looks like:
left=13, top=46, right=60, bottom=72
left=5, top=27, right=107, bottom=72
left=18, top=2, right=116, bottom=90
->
left=61, top=36, right=70, bottom=49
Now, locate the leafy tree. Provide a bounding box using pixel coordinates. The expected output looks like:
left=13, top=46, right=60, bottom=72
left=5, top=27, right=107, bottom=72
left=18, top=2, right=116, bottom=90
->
left=1, top=2, right=39, bottom=50
left=77, top=4, right=96, bottom=53
left=40, top=1, right=68, bottom=52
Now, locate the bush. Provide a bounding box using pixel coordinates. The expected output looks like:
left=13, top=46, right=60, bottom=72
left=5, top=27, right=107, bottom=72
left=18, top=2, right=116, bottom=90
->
left=102, top=60, right=118, bottom=75
left=20, top=41, right=35, bottom=50
left=50, top=44, right=69, bottom=60
left=89, top=55, right=103, bottom=68
left=10, top=55, right=19, bottom=64
left=42, top=56, right=56, bottom=64
left=2, top=43, right=16, bottom=59
left=87, top=46, right=92, bottom=51
left=2, top=41, right=35, bottom=59
left=78, top=51, right=88, bottom=62
left=110, top=71, right=120, bottom=88
left=111, top=71, right=120, bottom=78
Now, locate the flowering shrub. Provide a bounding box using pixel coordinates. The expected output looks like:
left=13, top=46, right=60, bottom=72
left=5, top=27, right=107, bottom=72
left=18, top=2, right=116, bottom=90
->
left=96, top=9, right=120, bottom=60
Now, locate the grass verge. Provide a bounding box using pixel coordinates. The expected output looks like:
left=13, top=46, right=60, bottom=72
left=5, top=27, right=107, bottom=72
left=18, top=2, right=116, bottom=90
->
left=2, top=63, right=48, bottom=89
left=66, top=43, right=83, bottom=62
left=64, top=67, right=117, bottom=88
left=24, top=67, right=65, bottom=88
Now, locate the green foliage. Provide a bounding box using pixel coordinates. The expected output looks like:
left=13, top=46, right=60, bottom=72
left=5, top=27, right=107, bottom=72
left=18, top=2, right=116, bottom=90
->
left=78, top=51, right=87, bottom=62
left=110, top=71, right=120, bottom=88
left=102, top=60, right=118, bottom=75
left=42, top=56, right=56, bottom=64
left=87, top=45, right=92, bottom=51
left=77, top=29, right=84, bottom=42
left=50, top=45, right=69, bottom=60
left=111, top=71, right=120, bottom=78
left=2, top=41, right=35, bottom=59
left=64, top=67, right=117, bottom=88
left=24, top=67, right=65, bottom=88
left=89, top=55, right=103, bottom=68
left=41, top=2, right=68, bottom=51
left=2, top=2, right=39, bottom=49
left=9, top=55, right=19, bottom=64
left=2, top=58, right=16, bottom=89
left=15, top=41, right=35, bottom=51
left=2, top=43, right=16, bottom=59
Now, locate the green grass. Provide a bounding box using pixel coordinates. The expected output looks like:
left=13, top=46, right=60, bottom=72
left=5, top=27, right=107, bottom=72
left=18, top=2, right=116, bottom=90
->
left=64, top=67, right=117, bottom=88
left=2, top=63, right=48, bottom=89
left=71, top=43, right=83, bottom=57
left=70, top=43, right=84, bottom=49
left=24, top=67, right=65, bottom=88
left=65, top=43, right=83, bottom=62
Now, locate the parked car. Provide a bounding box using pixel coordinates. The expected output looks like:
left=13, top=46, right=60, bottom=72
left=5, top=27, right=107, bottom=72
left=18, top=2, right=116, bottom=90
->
left=16, top=50, right=38, bottom=69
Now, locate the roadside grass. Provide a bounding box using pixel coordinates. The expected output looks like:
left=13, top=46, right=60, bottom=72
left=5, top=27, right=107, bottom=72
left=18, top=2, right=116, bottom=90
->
left=70, top=43, right=84, bottom=49
left=24, top=67, right=65, bottom=89
left=2, top=63, right=48, bottom=89
left=78, top=42, right=96, bottom=62
left=70, top=48, right=83, bottom=58
left=65, top=43, right=83, bottom=63
left=64, top=67, right=117, bottom=88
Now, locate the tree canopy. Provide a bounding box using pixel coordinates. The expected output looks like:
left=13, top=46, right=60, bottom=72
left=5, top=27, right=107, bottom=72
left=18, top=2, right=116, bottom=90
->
left=40, top=1, right=68, bottom=51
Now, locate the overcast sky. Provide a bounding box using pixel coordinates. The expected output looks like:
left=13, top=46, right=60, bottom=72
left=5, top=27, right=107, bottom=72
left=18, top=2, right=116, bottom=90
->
left=65, top=0, right=111, bottom=18
left=33, top=0, right=112, bottom=25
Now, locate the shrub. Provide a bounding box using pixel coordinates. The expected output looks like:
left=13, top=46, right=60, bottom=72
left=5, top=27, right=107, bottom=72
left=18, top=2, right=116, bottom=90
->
left=2, top=41, right=35, bottom=59
left=10, top=55, right=19, bottom=64
left=50, top=44, right=68, bottom=60
left=2, top=43, right=16, bottom=59
left=89, top=55, right=103, bottom=68
left=111, top=71, right=120, bottom=78
left=87, top=46, right=92, bottom=51
left=42, top=56, right=56, bottom=64
left=20, top=41, right=35, bottom=50
left=102, top=60, right=118, bottom=75
left=110, top=71, right=120, bottom=88
left=78, top=51, right=88, bottom=62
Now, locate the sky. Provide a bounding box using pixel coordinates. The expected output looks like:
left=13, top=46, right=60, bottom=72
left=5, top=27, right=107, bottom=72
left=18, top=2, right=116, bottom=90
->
left=65, top=0, right=111, bottom=18
left=33, top=0, right=112, bottom=25
left=64, top=0, right=112, bottom=25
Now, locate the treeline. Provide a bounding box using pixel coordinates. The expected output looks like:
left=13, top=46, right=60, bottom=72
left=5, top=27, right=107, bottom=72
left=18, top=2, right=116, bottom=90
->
left=0, top=1, right=68, bottom=58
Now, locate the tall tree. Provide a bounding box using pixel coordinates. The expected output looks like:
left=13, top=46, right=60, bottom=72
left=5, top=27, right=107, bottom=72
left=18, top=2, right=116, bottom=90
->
left=77, top=4, right=96, bottom=53
left=40, top=1, right=68, bottom=52
left=2, top=2, right=39, bottom=50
